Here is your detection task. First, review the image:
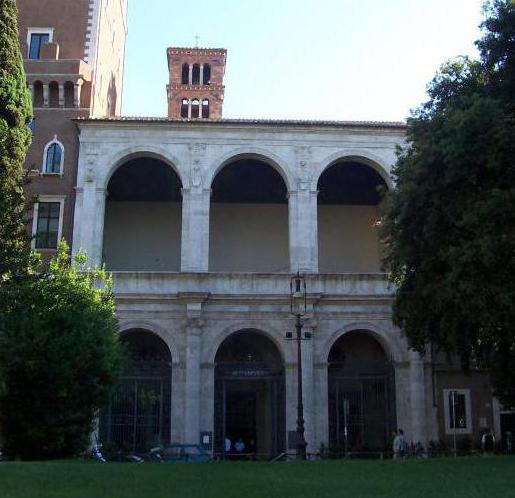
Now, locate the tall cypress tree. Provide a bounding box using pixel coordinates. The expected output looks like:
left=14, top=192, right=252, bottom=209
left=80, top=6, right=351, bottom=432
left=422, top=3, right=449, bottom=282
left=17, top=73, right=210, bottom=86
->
left=0, top=0, right=33, bottom=280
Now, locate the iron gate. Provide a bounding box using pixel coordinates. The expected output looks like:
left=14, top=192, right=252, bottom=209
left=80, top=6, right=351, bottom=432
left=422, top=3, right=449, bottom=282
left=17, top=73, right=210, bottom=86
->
left=328, top=372, right=396, bottom=454
left=100, top=359, right=171, bottom=452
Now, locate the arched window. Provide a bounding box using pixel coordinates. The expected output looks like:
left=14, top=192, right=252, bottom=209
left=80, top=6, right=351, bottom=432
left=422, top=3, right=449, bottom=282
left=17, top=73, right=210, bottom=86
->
left=48, top=81, right=59, bottom=108
left=180, top=98, right=189, bottom=118
left=192, top=64, right=200, bottom=85
left=191, top=99, right=200, bottom=118
left=181, top=63, right=189, bottom=84
left=202, top=99, right=210, bottom=119
left=43, top=138, right=64, bottom=174
left=33, top=81, right=44, bottom=107
left=64, top=81, right=74, bottom=108
left=203, top=64, right=211, bottom=85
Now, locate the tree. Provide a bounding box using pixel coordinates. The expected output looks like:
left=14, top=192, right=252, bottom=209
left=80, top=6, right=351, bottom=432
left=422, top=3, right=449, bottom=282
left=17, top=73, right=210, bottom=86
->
left=0, top=0, right=33, bottom=279
left=0, top=243, right=125, bottom=459
left=382, top=0, right=515, bottom=408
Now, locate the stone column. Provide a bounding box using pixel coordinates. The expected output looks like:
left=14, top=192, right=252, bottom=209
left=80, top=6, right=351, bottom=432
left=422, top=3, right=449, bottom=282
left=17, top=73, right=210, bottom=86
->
left=409, top=350, right=427, bottom=444
left=58, top=83, right=64, bottom=108
left=74, top=80, right=83, bottom=108
left=288, top=189, right=318, bottom=273
left=187, top=100, right=192, bottom=119
left=184, top=317, right=203, bottom=444
left=200, top=64, right=204, bottom=85
left=28, top=84, right=34, bottom=104
left=43, top=83, right=49, bottom=107
left=72, top=155, right=106, bottom=266
left=188, top=64, right=193, bottom=85
left=301, top=330, right=315, bottom=454
left=181, top=143, right=209, bottom=272
left=314, top=362, right=329, bottom=449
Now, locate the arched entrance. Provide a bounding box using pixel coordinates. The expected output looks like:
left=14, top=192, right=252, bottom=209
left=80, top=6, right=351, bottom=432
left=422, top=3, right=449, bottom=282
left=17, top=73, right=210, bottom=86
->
left=328, top=331, right=396, bottom=454
left=100, top=329, right=172, bottom=452
left=317, top=160, right=388, bottom=272
left=209, top=157, right=289, bottom=272
left=103, top=156, right=182, bottom=270
left=214, top=331, right=286, bottom=458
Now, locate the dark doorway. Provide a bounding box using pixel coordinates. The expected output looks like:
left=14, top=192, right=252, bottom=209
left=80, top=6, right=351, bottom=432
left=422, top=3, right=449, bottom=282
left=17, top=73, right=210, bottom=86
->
left=100, top=330, right=172, bottom=453
left=214, top=331, right=286, bottom=459
left=328, top=331, right=396, bottom=454
left=500, top=413, right=515, bottom=453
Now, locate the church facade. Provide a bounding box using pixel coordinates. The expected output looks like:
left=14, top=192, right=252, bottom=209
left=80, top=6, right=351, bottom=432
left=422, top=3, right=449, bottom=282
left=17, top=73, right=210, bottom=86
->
left=18, top=0, right=510, bottom=456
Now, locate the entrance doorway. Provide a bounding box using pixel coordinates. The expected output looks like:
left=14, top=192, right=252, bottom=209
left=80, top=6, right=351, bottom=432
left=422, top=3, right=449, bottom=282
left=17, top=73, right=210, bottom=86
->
left=328, top=331, right=396, bottom=454
left=214, top=331, right=286, bottom=458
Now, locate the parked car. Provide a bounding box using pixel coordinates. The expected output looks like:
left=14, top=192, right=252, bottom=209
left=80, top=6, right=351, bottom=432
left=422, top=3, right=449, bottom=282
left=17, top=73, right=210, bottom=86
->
left=150, top=444, right=211, bottom=463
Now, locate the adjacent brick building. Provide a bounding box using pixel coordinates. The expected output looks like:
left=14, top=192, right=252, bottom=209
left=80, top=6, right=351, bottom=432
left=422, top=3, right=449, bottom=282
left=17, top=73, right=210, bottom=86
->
left=17, top=0, right=127, bottom=253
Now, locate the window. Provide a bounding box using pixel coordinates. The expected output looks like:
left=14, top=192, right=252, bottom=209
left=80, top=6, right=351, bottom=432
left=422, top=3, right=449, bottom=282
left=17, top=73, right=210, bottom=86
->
left=27, top=28, right=53, bottom=59
left=202, top=99, right=210, bottom=119
left=191, top=99, right=200, bottom=118
left=203, top=64, right=211, bottom=85
left=32, top=197, right=64, bottom=250
left=192, top=64, right=200, bottom=85
left=43, top=139, right=64, bottom=174
left=443, top=389, right=472, bottom=434
left=181, top=63, right=189, bottom=84
left=180, top=98, right=189, bottom=118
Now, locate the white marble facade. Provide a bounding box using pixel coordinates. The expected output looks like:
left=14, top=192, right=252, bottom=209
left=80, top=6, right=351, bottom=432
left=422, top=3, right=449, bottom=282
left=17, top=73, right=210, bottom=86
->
left=72, top=118, right=437, bottom=452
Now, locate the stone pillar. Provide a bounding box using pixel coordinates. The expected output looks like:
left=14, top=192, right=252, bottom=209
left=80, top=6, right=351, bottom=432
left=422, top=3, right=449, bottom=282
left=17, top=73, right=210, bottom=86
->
left=314, top=362, right=329, bottom=449
left=28, top=84, right=34, bottom=104
left=187, top=100, right=192, bottom=119
left=180, top=189, right=210, bottom=272
left=301, top=332, right=315, bottom=454
left=409, top=350, right=427, bottom=444
left=74, top=80, right=83, bottom=108
left=288, top=189, right=318, bottom=273
left=200, top=64, right=204, bottom=85
left=43, top=83, right=49, bottom=107
left=290, top=146, right=318, bottom=273
left=188, top=64, right=193, bottom=85
left=72, top=155, right=106, bottom=266
left=58, top=83, right=64, bottom=108
left=181, top=143, right=209, bottom=272
left=184, top=317, right=203, bottom=444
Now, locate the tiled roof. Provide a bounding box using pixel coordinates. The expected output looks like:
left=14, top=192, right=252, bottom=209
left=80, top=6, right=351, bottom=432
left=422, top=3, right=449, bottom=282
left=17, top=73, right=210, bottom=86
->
left=76, top=116, right=407, bottom=129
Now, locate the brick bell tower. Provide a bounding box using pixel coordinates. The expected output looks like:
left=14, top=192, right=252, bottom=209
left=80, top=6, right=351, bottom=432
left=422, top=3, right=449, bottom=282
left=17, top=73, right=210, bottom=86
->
left=166, top=47, right=227, bottom=120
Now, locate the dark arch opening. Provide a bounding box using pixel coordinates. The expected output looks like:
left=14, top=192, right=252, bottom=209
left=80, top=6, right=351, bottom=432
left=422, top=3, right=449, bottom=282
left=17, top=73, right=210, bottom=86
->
left=33, top=81, right=44, bottom=107
left=214, top=330, right=286, bottom=459
left=192, top=64, right=200, bottom=85
left=103, top=157, right=183, bottom=270
left=317, top=161, right=388, bottom=273
left=191, top=99, right=200, bottom=118
left=181, top=63, right=189, bottom=84
left=328, top=331, right=396, bottom=454
left=100, top=329, right=172, bottom=453
left=64, top=81, right=74, bottom=108
left=203, top=64, right=211, bottom=84
left=202, top=99, right=209, bottom=119
left=48, top=81, right=59, bottom=108
left=209, top=158, right=289, bottom=272
left=181, top=98, right=189, bottom=118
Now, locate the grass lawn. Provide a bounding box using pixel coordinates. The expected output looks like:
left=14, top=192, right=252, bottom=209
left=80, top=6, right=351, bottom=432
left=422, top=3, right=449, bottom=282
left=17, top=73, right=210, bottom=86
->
left=1, top=457, right=515, bottom=498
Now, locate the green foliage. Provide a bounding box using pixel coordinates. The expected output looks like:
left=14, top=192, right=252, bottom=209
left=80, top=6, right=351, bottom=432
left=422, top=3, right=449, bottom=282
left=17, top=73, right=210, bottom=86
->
left=382, top=0, right=515, bottom=408
left=0, top=0, right=34, bottom=280
left=0, top=242, right=125, bottom=459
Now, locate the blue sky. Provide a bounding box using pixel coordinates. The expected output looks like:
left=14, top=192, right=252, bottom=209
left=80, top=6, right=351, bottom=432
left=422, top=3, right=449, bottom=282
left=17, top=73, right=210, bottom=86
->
left=122, top=0, right=485, bottom=121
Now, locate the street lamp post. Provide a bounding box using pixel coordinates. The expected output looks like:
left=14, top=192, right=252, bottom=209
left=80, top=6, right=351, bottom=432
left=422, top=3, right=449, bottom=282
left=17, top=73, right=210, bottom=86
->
left=286, top=272, right=312, bottom=460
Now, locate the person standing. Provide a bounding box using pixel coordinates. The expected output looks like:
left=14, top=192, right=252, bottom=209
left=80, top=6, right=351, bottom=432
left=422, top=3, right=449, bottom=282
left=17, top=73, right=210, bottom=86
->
left=224, top=436, right=232, bottom=457
left=481, top=429, right=495, bottom=455
left=392, top=429, right=401, bottom=460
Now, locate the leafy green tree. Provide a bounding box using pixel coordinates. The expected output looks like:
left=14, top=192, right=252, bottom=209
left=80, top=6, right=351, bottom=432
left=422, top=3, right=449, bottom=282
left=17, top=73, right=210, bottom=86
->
left=0, top=243, right=125, bottom=459
left=0, top=0, right=33, bottom=279
left=382, top=0, right=515, bottom=407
